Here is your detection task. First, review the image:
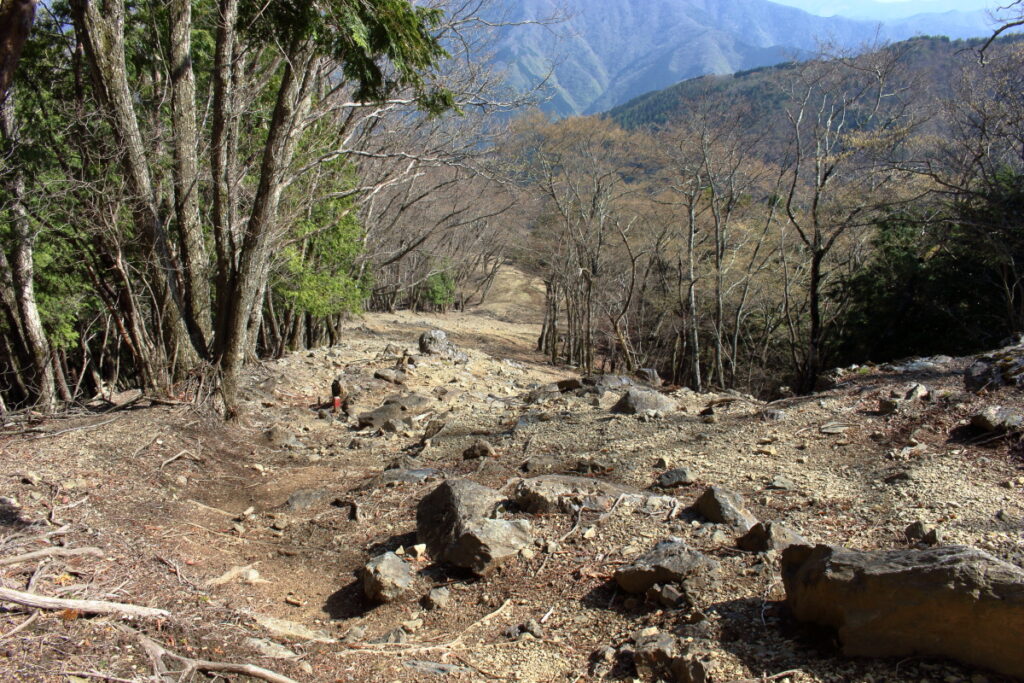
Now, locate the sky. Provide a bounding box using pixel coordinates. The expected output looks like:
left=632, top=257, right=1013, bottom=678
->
left=768, top=0, right=1002, bottom=19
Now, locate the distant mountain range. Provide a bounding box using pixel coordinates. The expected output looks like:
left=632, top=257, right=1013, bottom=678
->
left=603, top=34, right=1019, bottom=132
left=486, top=0, right=1001, bottom=116
left=773, top=0, right=993, bottom=20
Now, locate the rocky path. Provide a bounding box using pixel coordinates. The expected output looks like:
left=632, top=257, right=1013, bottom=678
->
left=1, top=307, right=1023, bottom=682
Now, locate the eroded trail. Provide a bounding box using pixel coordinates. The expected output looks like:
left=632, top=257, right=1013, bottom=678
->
left=1, top=304, right=1022, bottom=682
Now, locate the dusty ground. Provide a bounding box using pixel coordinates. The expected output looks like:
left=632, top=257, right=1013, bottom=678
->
left=1, top=277, right=1023, bottom=683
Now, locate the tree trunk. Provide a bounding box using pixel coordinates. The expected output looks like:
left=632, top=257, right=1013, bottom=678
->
left=0, top=0, right=37, bottom=102
left=0, top=98, right=56, bottom=411
left=168, top=0, right=212, bottom=349
left=71, top=0, right=201, bottom=378
left=218, top=47, right=315, bottom=416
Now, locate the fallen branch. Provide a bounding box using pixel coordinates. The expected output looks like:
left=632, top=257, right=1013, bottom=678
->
left=0, top=612, right=39, bottom=641
left=726, top=669, right=803, bottom=683
left=339, top=599, right=512, bottom=656
left=16, top=417, right=119, bottom=441
left=0, top=546, right=104, bottom=566
left=160, top=449, right=199, bottom=469
left=0, top=586, right=169, bottom=619
left=132, top=628, right=299, bottom=683
left=559, top=507, right=584, bottom=543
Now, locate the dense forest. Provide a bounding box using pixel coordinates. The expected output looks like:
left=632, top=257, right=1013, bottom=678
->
left=1, top=0, right=1024, bottom=415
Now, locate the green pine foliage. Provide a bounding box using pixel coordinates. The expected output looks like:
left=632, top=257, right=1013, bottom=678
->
left=273, top=197, right=370, bottom=318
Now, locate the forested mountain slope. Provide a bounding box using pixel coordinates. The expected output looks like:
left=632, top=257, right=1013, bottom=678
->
left=605, top=34, right=1014, bottom=130
left=486, top=0, right=999, bottom=116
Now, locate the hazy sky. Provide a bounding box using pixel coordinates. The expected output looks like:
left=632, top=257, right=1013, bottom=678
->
left=769, top=0, right=1000, bottom=18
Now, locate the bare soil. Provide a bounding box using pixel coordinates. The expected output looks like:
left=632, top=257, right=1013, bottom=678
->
left=1, top=290, right=1022, bottom=683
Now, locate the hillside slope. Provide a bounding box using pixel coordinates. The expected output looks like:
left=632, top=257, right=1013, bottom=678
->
left=1, top=303, right=1022, bottom=681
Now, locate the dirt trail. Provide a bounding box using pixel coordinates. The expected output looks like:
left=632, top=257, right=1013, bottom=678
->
left=1, top=285, right=1023, bottom=682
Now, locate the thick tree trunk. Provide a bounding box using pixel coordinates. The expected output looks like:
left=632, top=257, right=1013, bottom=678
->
left=219, top=48, right=315, bottom=416
left=210, top=0, right=238, bottom=345
left=0, top=0, right=37, bottom=102
left=168, top=0, right=212, bottom=349
left=0, top=99, right=56, bottom=411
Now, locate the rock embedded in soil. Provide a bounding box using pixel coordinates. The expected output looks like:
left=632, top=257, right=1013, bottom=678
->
left=633, top=630, right=679, bottom=680
left=965, top=346, right=1024, bottom=392
left=782, top=543, right=1024, bottom=678
left=520, top=454, right=565, bottom=474
left=264, top=425, right=302, bottom=448
left=904, top=520, right=943, bottom=546
left=693, top=486, right=758, bottom=531
left=736, top=521, right=807, bottom=553
left=357, top=393, right=432, bottom=430
left=611, top=388, right=677, bottom=415
left=418, top=329, right=468, bottom=362
left=417, top=479, right=503, bottom=559
left=904, top=383, right=929, bottom=401
left=443, top=518, right=534, bottom=576
left=971, top=406, right=1024, bottom=433
left=614, top=540, right=720, bottom=595
left=373, top=368, right=406, bottom=385
left=424, top=586, right=451, bottom=610
left=462, top=438, right=496, bottom=459
left=514, top=474, right=635, bottom=514
left=656, top=468, right=696, bottom=488
left=373, top=468, right=443, bottom=488
left=361, top=552, right=415, bottom=603
left=556, top=377, right=584, bottom=392
left=286, top=488, right=330, bottom=511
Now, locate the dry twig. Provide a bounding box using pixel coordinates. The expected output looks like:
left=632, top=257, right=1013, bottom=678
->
left=0, top=546, right=104, bottom=566
left=16, top=417, right=119, bottom=442
left=0, top=586, right=169, bottom=619
left=0, top=612, right=39, bottom=641
left=129, top=628, right=299, bottom=683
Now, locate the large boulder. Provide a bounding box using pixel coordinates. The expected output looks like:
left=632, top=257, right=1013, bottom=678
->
left=965, top=345, right=1024, bottom=392
left=418, top=329, right=468, bottom=363
left=361, top=552, right=415, bottom=603
left=782, top=544, right=1024, bottom=678
left=416, top=480, right=530, bottom=576
left=416, top=480, right=502, bottom=557
left=615, top=540, right=720, bottom=595
left=971, top=406, right=1024, bottom=433
left=611, top=388, right=677, bottom=415
left=514, top=475, right=635, bottom=514
left=694, top=487, right=758, bottom=531
left=444, top=518, right=534, bottom=577
left=581, top=374, right=638, bottom=393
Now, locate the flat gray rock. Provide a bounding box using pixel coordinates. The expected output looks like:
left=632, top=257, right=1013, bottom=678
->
left=615, top=541, right=720, bottom=594
left=611, top=388, right=676, bottom=415
left=783, top=544, right=1024, bottom=678
left=515, top=475, right=635, bottom=514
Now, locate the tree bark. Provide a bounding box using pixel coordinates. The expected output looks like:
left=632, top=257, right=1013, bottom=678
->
left=168, top=0, right=212, bottom=349
left=0, top=97, right=56, bottom=411
left=0, top=0, right=37, bottom=103
left=218, top=47, right=315, bottom=416
left=71, top=0, right=201, bottom=378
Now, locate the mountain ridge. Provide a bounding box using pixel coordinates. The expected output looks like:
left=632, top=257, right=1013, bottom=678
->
left=488, top=0, right=998, bottom=116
